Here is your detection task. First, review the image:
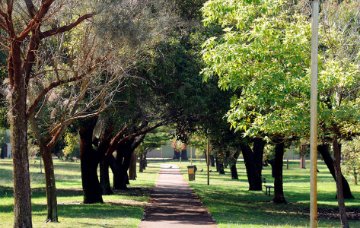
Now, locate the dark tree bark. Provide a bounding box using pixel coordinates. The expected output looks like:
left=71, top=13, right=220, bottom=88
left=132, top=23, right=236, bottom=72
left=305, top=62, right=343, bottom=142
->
left=318, top=144, right=354, bottom=199
left=79, top=118, right=103, bottom=204
left=97, top=126, right=113, bottom=195
left=230, top=151, right=240, bottom=180
left=300, top=144, right=307, bottom=169
left=100, top=158, right=113, bottom=195
left=272, top=141, right=287, bottom=204
left=10, top=41, right=33, bottom=228
left=210, top=155, right=215, bottom=167
left=240, top=139, right=265, bottom=191
left=40, top=145, right=58, bottom=222
left=333, top=138, right=349, bottom=228
left=181, top=150, right=188, bottom=160
left=139, top=153, right=146, bottom=173
left=218, top=163, right=225, bottom=174
left=215, top=157, right=219, bottom=172
left=113, top=135, right=145, bottom=190
left=129, top=152, right=137, bottom=180
left=230, top=164, right=238, bottom=179
left=113, top=140, right=133, bottom=190
left=173, top=150, right=180, bottom=159
left=253, top=138, right=266, bottom=172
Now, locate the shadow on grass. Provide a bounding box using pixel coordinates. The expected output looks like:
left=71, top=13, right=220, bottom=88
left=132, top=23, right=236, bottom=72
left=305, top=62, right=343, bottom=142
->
left=192, top=186, right=360, bottom=227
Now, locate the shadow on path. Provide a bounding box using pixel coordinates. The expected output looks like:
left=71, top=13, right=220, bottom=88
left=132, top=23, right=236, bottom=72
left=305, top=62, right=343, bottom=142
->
left=139, top=164, right=217, bottom=228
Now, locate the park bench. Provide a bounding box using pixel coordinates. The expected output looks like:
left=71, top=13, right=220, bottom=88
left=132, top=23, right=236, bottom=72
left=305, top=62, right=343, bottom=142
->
left=263, top=178, right=274, bottom=196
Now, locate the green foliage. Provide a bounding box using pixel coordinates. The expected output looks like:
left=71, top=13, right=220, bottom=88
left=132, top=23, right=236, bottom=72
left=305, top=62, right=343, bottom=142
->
left=342, top=137, right=360, bottom=184
left=202, top=0, right=311, bottom=138
left=63, top=132, right=80, bottom=159
left=201, top=0, right=360, bottom=140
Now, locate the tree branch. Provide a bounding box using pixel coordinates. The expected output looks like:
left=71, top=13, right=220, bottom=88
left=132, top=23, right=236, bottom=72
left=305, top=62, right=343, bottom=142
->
left=26, top=74, right=84, bottom=117
left=105, top=121, right=166, bottom=157
left=24, top=0, right=37, bottom=17
left=17, top=0, right=54, bottom=41
left=40, top=13, right=94, bottom=39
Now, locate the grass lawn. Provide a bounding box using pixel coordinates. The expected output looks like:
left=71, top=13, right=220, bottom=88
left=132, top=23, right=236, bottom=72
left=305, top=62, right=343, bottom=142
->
left=171, top=159, right=360, bottom=228
left=0, top=158, right=159, bottom=228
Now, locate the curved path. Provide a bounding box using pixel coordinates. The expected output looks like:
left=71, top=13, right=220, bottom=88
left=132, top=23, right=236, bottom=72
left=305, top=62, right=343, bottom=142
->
left=139, top=164, right=217, bottom=228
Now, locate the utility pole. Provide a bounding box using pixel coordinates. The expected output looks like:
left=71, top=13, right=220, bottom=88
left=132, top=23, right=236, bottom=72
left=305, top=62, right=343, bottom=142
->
left=310, top=1, right=320, bottom=227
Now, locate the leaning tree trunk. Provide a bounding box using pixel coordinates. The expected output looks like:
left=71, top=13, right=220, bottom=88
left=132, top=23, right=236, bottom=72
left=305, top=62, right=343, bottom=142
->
left=333, top=137, right=349, bottom=228
left=9, top=42, right=33, bottom=227
left=272, top=141, right=287, bottom=204
left=318, top=144, right=354, bottom=199
left=79, top=118, right=103, bottom=204
left=230, top=164, right=238, bottom=179
left=40, top=145, right=58, bottom=222
left=240, top=141, right=263, bottom=191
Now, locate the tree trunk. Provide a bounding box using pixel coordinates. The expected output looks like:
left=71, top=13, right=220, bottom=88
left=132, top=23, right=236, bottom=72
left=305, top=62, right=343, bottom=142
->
left=181, top=150, right=188, bottom=160
left=79, top=118, right=103, bottom=204
left=100, top=158, right=113, bottom=195
left=230, top=151, right=240, bottom=180
left=272, top=141, right=286, bottom=204
left=113, top=140, right=133, bottom=190
left=173, top=150, right=180, bottom=159
left=210, top=155, right=215, bottom=167
left=300, top=144, right=307, bottom=169
left=139, top=153, right=145, bottom=173
left=333, top=137, right=349, bottom=228
left=9, top=42, right=33, bottom=227
left=218, top=163, right=225, bottom=174
left=240, top=140, right=263, bottom=191
left=129, top=152, right=137, bottom=180
left=41, top=145, right=58, bottom=222
left=253, top=138, right=266, bottom=172
left=230, top=164, right=238, bottom=179
left=318, top=144, right=354, bottom=199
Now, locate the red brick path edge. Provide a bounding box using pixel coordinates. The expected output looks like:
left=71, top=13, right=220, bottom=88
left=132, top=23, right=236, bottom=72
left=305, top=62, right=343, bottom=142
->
left=139, top=164, right=218, bottom=228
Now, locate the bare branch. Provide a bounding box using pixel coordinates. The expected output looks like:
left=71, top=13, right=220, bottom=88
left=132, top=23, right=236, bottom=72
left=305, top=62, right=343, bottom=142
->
left=26, top=74, right=84, bottom=117
left=47, top=110, right=105, bottom=148
left=40, top=13, right=94, bottom=39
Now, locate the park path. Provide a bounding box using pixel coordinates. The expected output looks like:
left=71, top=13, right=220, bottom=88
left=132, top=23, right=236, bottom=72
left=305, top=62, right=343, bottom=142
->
left=139, top=164, right=217, bottom=228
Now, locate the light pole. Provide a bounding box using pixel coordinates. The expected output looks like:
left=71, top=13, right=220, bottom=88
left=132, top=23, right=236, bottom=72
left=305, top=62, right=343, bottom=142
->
left=190, top=146, right=193, bottom=165
left=207, top=135, right=210, bottom=185
left=310, top=1, right=320, bottom=227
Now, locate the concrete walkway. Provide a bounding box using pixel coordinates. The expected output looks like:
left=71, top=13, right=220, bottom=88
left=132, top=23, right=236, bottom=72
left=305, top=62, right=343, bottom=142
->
left=139, top=164, right=217, bottom=228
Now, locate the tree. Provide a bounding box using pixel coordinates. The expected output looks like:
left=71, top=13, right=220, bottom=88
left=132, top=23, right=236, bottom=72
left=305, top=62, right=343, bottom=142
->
left=0, top=1, right=93, bottom=226
left=201, top=0, right=359, bottom=218
left=202, top=0, right=311, bottom=203
left=342, top=138, right=360, bottom=185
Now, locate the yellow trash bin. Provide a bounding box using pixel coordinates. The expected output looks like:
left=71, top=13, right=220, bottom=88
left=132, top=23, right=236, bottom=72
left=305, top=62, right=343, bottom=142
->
left=187, top=165, right=196, bottom=181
